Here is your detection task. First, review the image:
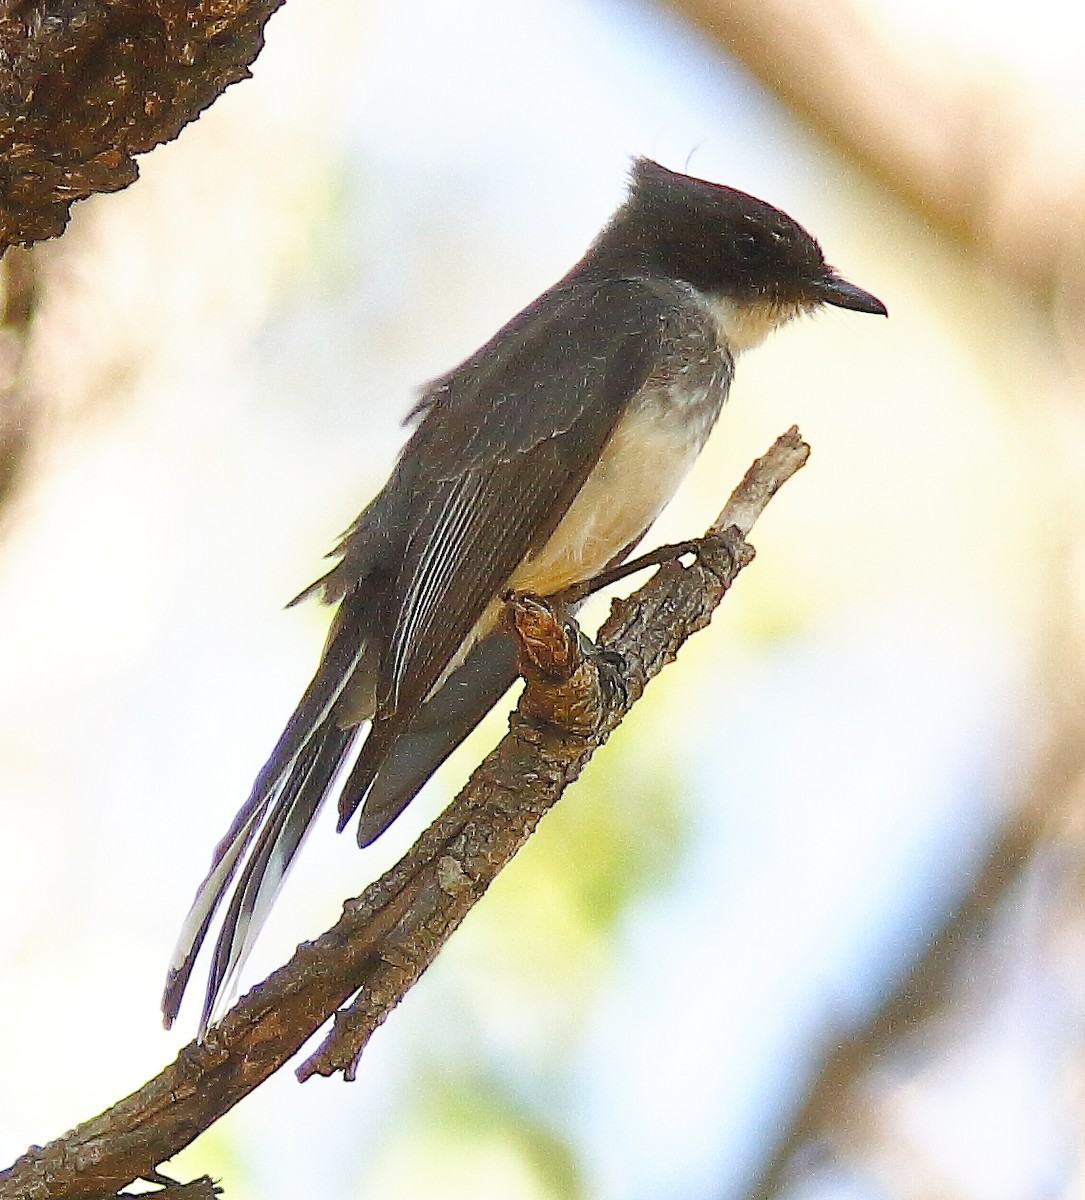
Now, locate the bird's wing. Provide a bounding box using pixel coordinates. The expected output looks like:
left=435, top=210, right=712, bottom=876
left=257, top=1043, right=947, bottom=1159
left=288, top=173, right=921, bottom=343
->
left=336, top=272, right=683, bottom=831
left=352, top=516, right=657, bottom=845
left=163, top=273, right=690, bottom=1030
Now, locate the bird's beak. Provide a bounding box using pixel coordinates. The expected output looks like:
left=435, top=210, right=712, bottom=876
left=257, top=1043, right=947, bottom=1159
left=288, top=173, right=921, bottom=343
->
left=816, top=275, right=888, bottom=317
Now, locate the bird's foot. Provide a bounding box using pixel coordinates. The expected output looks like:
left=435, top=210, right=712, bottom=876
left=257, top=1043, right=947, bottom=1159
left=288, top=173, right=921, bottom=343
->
left=501, top=592, right=626, bottom=734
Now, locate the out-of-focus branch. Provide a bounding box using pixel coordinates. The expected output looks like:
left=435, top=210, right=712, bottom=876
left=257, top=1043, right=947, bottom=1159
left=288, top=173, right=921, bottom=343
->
left=0, top=244, right=37, bottom=512
left=0, top=0, right=285, bottom=254
left=744, top=713, right=1085, bottom=1200
left=655, top=6, right=1085, bottom=1194
left=670, top=0, right=1085, bottom=308
left=0, top=429, right=810, bottom=1200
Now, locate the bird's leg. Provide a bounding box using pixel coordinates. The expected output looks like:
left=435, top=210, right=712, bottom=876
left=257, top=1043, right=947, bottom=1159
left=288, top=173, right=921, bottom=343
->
left=556, top=532, right=732, bottom=607
left=504, top=530, right=739, bottom=727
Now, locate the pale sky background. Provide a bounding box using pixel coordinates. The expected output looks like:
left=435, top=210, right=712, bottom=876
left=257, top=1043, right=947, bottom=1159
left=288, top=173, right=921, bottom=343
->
left=0, top=1, right=1071, bottom=1198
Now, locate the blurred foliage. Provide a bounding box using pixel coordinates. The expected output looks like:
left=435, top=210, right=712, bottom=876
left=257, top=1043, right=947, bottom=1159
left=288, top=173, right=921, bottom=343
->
left=458, top=712, right=689, bottom=979
left=368, top=1067, right=583, bottom=1200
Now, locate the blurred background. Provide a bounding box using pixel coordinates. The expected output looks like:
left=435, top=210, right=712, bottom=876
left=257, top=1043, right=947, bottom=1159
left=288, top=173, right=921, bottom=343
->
left=2, top=0, right=1084, bottom=1197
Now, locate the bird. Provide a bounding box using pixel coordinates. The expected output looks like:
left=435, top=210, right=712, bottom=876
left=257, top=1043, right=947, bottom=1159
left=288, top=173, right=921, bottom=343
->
left=163, top=158, right=887, bottom=1031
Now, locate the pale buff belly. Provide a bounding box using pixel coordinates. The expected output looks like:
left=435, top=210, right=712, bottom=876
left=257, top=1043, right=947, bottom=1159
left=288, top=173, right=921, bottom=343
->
left=510, top=390, right=720, bottom=594
left=426, top=385, right=724, bottom=698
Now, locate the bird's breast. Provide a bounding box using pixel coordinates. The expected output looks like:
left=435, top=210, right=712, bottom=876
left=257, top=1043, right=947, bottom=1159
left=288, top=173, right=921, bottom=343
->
left=510, top=375, right=727, bottom=596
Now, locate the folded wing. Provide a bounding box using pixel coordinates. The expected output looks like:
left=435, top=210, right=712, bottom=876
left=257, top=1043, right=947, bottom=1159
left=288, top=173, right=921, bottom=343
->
left=163, top=271, right=686, bottom=1030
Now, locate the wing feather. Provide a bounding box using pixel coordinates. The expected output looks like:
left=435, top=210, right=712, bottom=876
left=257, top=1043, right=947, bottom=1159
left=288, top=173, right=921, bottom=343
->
left=336, top=273, right=691, bottom=832
left=383, top=276, right=674, bottom=712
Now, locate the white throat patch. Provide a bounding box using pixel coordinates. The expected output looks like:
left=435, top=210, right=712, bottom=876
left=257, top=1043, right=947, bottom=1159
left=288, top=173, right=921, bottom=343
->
left=709, top=295, right=806, bottom=354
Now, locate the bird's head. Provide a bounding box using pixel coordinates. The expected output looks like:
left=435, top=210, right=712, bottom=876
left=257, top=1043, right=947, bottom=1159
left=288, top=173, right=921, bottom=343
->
left=599, top=158, right=887, bottom=351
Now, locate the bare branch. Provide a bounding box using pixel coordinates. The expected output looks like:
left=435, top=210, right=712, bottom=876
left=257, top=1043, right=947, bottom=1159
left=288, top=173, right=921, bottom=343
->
left=0, top=428, right=809, bottom=1200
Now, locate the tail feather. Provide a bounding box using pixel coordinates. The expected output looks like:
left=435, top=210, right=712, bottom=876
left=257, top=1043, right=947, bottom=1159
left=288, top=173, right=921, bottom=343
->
left=168, top=592, right=580, bottom=1030
left=350, top=629, right=518, bottom=846
left=162, top=795, right=268, bottom=1026
left=199, top=721, right=354, bottom=1031
left=162, top=602, right=374, bottom=1030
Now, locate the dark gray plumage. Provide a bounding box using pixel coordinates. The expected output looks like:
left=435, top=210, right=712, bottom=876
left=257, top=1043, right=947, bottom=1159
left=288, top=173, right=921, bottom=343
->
left=163, top=159, right=886, bottom=1031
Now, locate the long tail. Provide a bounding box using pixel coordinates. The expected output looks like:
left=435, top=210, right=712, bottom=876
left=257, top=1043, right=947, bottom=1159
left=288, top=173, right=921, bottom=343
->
left=162, top=605, right=372, bottom=1031
left=162, top=626, right=517, bottom=1031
